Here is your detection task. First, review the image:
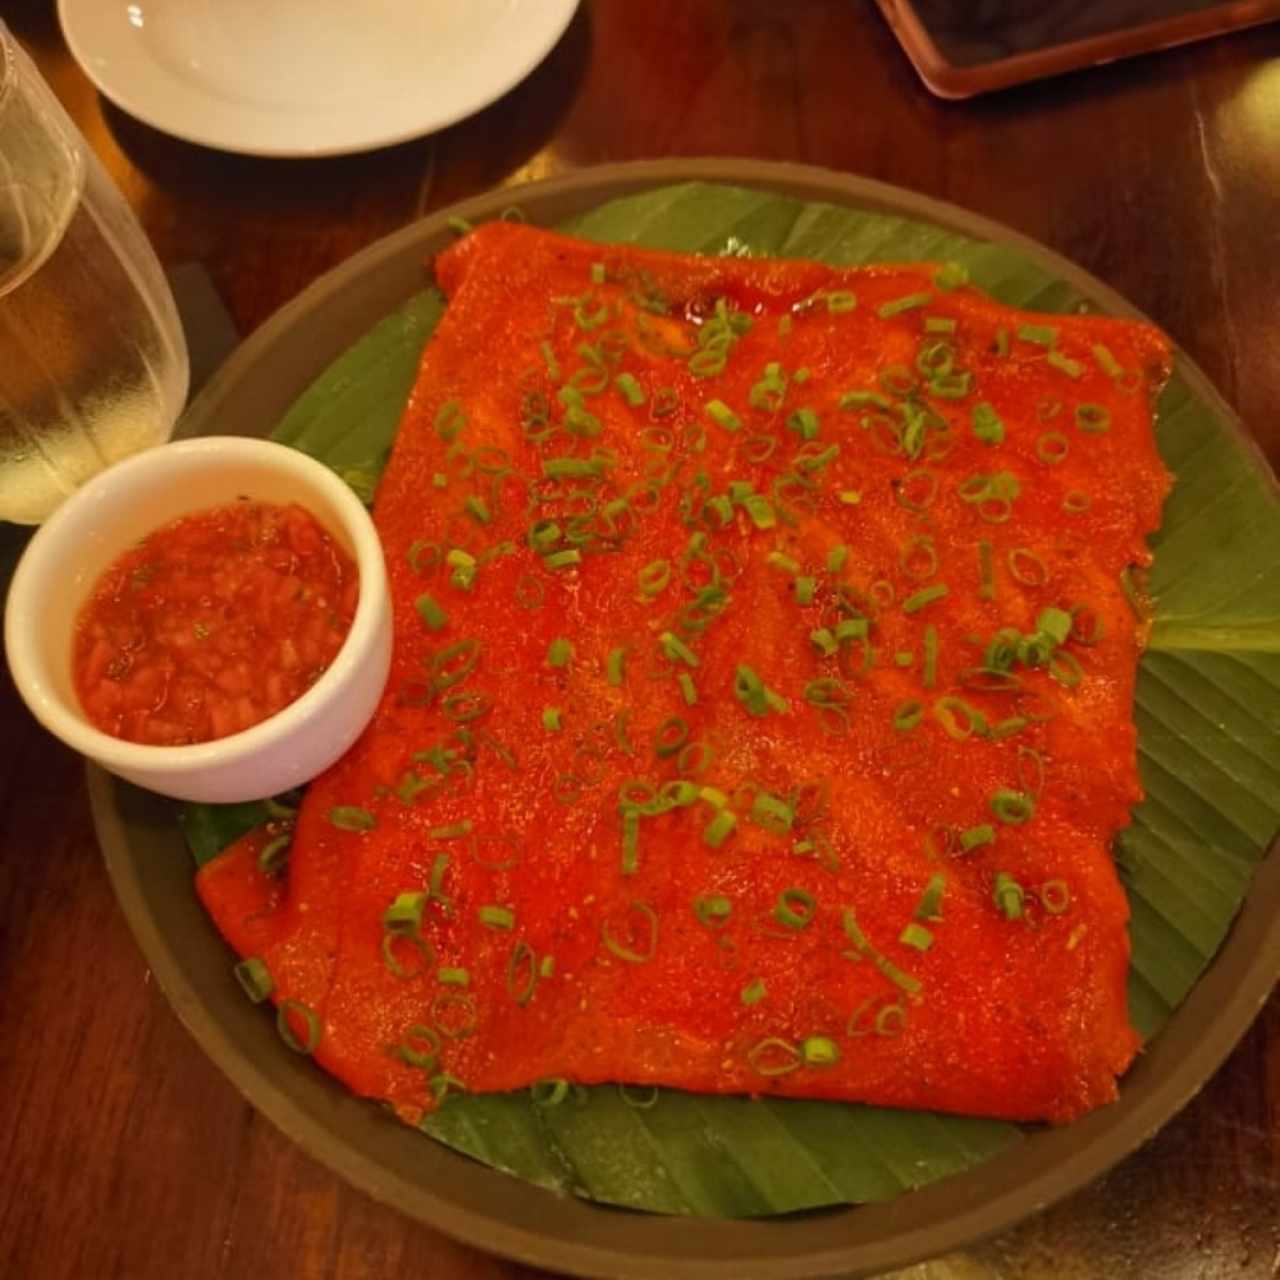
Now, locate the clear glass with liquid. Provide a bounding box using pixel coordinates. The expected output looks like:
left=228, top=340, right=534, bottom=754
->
left=0, top=22, right=188, bottom=524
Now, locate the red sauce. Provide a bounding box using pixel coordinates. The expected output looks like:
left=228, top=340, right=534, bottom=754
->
left=74, top=500, right=358, bottom=745
left=198, top=225, right=1172, bottom=1126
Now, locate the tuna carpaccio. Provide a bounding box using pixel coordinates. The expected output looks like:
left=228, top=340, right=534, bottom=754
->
left=197, top=221, right=1172, bottom=1125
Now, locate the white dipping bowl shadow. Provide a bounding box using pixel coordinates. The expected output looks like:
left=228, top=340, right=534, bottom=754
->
left=4, top=436, right=391, bottom=802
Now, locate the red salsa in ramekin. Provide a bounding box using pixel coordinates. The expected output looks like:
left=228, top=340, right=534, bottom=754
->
left=73, top=499, right=358, bottom=745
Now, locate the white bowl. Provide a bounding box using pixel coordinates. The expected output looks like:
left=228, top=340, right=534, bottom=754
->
left=4, top=436, right=391, bottom=803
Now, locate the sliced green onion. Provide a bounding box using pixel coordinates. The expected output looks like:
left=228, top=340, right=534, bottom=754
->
left=977, top=539, right=996, bottom=601
left=654, top=717, right=690, bottom=759
left=742, top=494, right=776, bottom=529
left=751, top=792, right=795, bottom=834
left=390, top=1024, right=442, bottom=1071
left=415, top=594, right=448, bottom=632
left=1075, top=403, right=1112, bottom=433
left=826, top=544, right=848, bottom=573
left=902, top=583, right=949, bottom=614
left=233, top=957, right=274, bottom=1004
left=893, top=700, right=924, bottom=732
left=990, top=789, right=1036, bottom=825
left=329, top=806, right=375, bottom=832
left=899, top=922, right=933, bottom=952
left=276, top=999, right=322, bottom=1055
left=929, top=370, right=973, bottom=400
left=620, top=809, right=641, bottom=876
left=801, top=1035, right=841, bottom=1066
left=544, top=548, right=582, bottom=570
left=257, top=834, right=291, bottom=877
left=841, top=907, right=922, bottom=996
left=615, top=372, right=645, bottom=406
left=478, top=905, right=515, bottom=930
left=660, top=631, right=699, bottom=667
left=773, top=888, right=816, bottom=930
left=1018, top=323, right=1057, bottom=348
left=542, top=456, right=601, bottom=480
left=1036, top=431, right=1069, bottom=465
left=835, top=618, right=868, bottom=643
left=1041, top=879, right=1072, bottom=914
left=532, top=1078, right=569, bottom=1107
left=749, top=361, right=789, bottom=412
left=825, top=290, right=858, bottom=313
left=961, top=824, right=995, bottom=852
left=993, top=871, right=1025, bottom=920
left=838, top=389, right=892, bottom=411
left=1037, top=606, right=1073, bottom=645
left=431, top=990, right=478, bottom=1039
left=895, top=467, right=939, bottom=512
left=694, top=894, right=732, bottom=927
left=527, top=520, right=561, bottom=554
left=899, top=533, right=938, bottom=581
left=501, top=936, right=537, bottom=1003
left=995, top=327, right=1010, bottom=357
left=934, top=697, right=987, bottom=740
left=434, top=399, right=466, bottom=442
left=1091, top=342, right=1126, bottom=380
left=429, top=820, right=473, bottom=840
left=990, top=716, right=1030, bottom=740
left=734, top=664, right=785, bottom=716
left=915, top=873, right=946, bottom=922
left=878, top=291, right=931, bottom=318
left=606, top=646, right=627, bottom=686
left=1047, top=350, right=1084, bottom=379
left=935, top=262, right=969, bottom=290
left=706, top=398, right=741, bottom=431
left=547, top=637, right=574, bottom=668
left=747, top=1037, right=802, bottom=1077
left=542, top=706, right=563, bottom=732
left=602, top=901, right=658, bottom=963
left=741, top=977, right=767, bottom=1005
left=810, top=627, right=838, bottom=657
left=1007, top=547, right=1048, bottom=586
left=922, top=624, right=939, bottom=689
left=382, top=930, right=432, bottom=980
left=972, top=401, right=1004, bottom=445
left=383, top=891, right=428, bottom=935
left=793, top=576, right=816, bottom=605
left=786, top=407, right=820, bottom=440
left=438, top=967, right=471, bottom=987
left=766, top=551, right=801, bottom=575
left=703, top=809, right=738, bottom=848
left=1049, top=649, right=1084, bottom=688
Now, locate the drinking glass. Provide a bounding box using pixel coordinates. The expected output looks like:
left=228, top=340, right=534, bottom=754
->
left=0, top=20, right=188, bottom=524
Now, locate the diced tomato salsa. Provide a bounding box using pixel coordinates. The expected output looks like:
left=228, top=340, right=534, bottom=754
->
left=73, top=500, right=358, bottom=745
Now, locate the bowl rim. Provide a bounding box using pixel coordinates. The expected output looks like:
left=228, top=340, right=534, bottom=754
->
left=5, top=434, right=387, bottom=775
left=91, top=158, right=1280, bottom=1279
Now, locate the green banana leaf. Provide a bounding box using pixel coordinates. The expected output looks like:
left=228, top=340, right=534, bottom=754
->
left=185, top=182, right=1280, bottom=1217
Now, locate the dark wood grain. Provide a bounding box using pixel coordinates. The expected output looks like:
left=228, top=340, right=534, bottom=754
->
left=2, top=2, right=1277, bottom=1277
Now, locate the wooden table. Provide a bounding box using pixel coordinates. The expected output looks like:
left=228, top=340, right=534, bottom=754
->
left=3, top=3, right=1278, bottom=1277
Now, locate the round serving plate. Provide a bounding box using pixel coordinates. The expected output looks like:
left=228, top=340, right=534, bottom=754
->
left=89, top=158, right=1280, bottom=1280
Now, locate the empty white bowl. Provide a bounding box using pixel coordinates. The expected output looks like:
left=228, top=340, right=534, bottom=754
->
left=4, top=436, right=391, bottom=803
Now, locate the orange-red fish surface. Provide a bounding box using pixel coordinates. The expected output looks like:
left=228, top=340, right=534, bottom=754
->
left=198, top=222, right=1172, bottom=1124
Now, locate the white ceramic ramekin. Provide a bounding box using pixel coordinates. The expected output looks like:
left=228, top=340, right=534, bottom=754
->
left=4, top=436, right=391, bottom=802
